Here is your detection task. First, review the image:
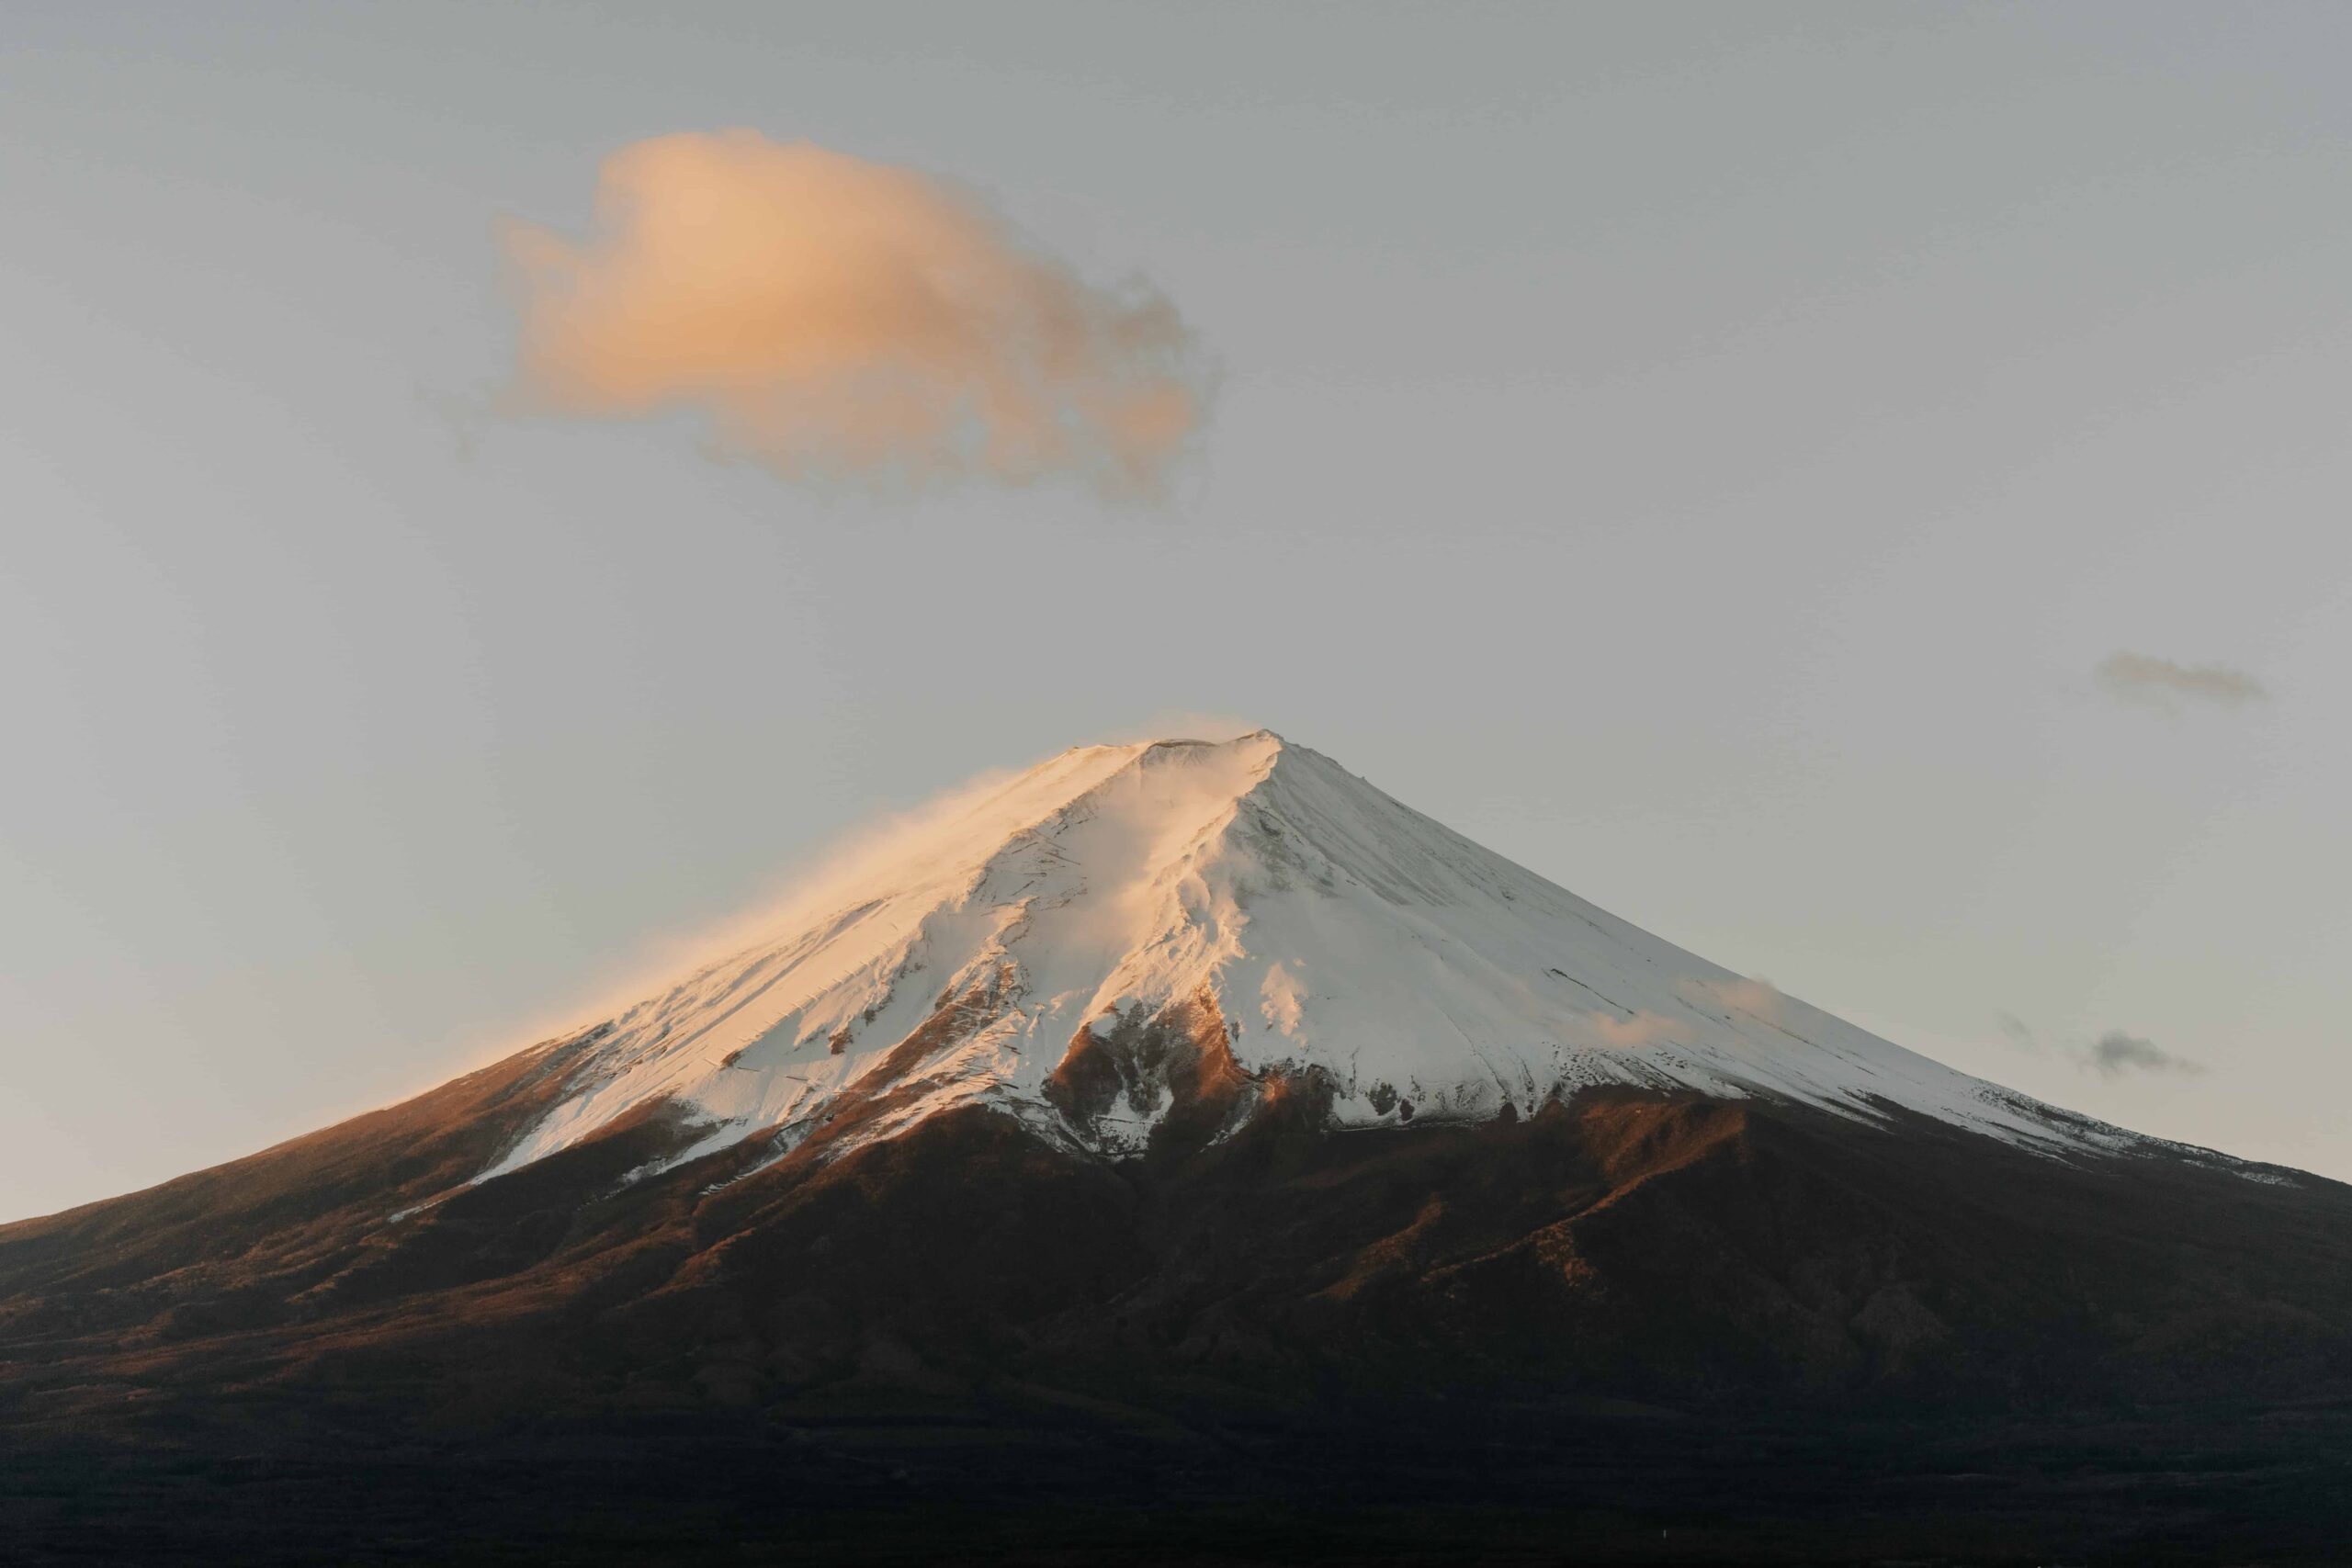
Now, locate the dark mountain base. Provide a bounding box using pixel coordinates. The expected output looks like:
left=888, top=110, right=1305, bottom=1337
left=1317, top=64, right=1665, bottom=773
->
left=6, top=1051, right=2352, bottom=1563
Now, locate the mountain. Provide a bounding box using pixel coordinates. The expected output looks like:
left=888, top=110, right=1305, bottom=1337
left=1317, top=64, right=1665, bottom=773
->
left=476, top=729, right=2172, bottom=1181
left=5, top=730, right=2350, bottom=1566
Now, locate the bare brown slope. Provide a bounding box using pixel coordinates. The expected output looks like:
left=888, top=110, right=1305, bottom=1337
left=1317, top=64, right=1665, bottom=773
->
left=6, top=1060, right=2352, bottom=1563
left=6, top=1055, right=2351, bottom=1417
left=0, top=1024, right=708, bottom=1346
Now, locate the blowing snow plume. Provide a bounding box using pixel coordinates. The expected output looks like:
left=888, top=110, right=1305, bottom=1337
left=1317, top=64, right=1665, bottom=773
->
left=502, top=131, right=1211, bottom=496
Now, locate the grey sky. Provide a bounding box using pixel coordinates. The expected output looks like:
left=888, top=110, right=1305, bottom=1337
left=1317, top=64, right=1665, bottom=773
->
left=5, top=4, right=2348, bottom=1219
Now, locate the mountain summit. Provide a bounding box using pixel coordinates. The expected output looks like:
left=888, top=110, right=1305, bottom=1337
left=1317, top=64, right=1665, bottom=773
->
left=6, top=728, right=2350, bottom=1564
left=482, top=728, right=2138, bottom=1190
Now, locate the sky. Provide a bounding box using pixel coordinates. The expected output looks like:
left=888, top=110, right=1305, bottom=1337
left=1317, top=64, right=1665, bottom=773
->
left=4, top=2, right=2348, bottom=1220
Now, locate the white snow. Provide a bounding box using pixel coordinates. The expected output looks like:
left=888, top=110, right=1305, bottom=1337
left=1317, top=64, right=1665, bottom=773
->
left=474, top=729, right=2157, bottom=1183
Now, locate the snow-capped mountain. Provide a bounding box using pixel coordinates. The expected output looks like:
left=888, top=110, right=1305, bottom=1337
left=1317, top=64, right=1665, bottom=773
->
left=9, top=724, right=2352, bottom=1565
left=483, top=728, right=2126, bottom=1188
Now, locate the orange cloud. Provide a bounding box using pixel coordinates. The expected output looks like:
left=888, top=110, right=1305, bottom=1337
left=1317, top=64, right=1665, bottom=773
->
left=503, top=131, right=1211, bottom=496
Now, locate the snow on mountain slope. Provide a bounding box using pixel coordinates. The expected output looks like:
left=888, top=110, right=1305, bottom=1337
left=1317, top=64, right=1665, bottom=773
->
left=477, top=729, right=2130, bottom=1186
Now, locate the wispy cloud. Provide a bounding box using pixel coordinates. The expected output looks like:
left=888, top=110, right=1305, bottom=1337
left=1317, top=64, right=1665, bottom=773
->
left=1996, top=1014, right=2203, bottom=1078
left=2095, top=651, right=2267, bottom=715
left=2087, top=1029, right=2203, bottom=1078
left=502, top=130, right=1213, bottom=498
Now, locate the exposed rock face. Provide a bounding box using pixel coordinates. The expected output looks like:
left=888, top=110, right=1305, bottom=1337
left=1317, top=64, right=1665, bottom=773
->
left=1044, top=987, right=1259, bottom=1153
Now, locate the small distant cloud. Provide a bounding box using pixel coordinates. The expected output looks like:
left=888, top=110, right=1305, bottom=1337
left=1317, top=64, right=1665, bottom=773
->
left=2095, top=651, right=2267, bottom=715
left=2087, top=1029, right=2203, bottom=1079
left=500, top=130, right=1213, bottom=498
left=1996, top=1014, right=2202, bottom=1078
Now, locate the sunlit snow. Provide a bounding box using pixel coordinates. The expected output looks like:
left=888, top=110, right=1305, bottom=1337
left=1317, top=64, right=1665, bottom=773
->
left=478, top=730, right=2153, bottom=1184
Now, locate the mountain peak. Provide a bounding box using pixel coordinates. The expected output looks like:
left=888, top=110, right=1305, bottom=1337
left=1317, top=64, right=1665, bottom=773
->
left=477, top=728, right=2156, bottom=1189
